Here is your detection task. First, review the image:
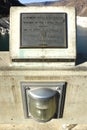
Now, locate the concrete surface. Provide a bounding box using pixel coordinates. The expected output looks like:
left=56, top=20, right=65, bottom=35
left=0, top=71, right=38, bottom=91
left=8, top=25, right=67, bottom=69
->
left=0, top=124, right=87, bottom=130
left=0, top=7, right=87, bottom=129
left=0, top=52, right=87, bottom=124
left=10, top=6, right=76, bottom=65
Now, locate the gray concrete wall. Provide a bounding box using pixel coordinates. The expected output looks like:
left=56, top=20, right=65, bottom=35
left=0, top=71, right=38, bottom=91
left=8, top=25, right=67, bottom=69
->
left=0, top=53, right=87, bottom=125
left=0, top=11, right=87, bottom=130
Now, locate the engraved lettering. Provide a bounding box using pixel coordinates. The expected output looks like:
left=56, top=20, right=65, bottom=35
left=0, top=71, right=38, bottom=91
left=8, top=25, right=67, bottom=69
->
left=20, top=13, right=67, bottom=48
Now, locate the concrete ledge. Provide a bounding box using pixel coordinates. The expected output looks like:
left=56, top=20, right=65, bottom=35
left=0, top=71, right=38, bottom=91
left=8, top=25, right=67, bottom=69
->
left=0, top=124, right=86, bottom=130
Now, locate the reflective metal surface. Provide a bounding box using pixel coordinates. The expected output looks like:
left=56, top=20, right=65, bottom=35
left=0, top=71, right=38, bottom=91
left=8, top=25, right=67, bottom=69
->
left=21, top=82, right=66, bottom=121
left=29, top=88, right=57, bottom=99
left=28, top=88, right=59, bottom=122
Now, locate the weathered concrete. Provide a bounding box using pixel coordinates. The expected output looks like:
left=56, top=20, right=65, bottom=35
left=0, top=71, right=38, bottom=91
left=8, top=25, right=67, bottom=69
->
left=0, top=53, right=87, bottom=125
left=0, top=7, right=87, bottom=129
left=10, top=6, right=76, bottom=66
left=0, top=124, right=87, bottom=130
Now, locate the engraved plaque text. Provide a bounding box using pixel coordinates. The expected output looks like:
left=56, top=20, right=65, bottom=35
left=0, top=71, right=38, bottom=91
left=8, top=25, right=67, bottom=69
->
left=20, top=13, right=67, bottom=48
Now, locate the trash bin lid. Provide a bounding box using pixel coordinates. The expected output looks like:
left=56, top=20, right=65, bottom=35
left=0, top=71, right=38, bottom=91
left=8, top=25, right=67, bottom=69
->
left=29, top=88, right=57, bottom=100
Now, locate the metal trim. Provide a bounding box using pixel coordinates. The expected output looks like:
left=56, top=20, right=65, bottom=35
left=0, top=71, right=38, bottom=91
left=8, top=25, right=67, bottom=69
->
left=21, top=82, right=67, bottom=120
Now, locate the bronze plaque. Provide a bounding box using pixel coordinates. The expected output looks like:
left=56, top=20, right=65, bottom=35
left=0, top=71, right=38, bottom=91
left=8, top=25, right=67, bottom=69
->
left=20, top=13, right=67, bottom=48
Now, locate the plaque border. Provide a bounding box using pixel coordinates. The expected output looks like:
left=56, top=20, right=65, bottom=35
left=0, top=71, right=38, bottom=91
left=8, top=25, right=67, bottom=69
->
left=20, top=13, right=67, bottom=49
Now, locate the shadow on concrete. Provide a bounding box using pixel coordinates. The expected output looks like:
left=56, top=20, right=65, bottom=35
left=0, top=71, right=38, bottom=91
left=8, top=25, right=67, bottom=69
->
left=76, top=25, right=87, bottom=65
left=76, top=53, right=87, bottom=65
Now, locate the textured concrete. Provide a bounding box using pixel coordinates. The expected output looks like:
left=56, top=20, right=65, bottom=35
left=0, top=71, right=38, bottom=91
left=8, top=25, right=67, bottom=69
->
left=0, top=124, right=87, bottom=130
left=0, top=7, right=87, bottom=129
left=10, top=6, right=76, bottom=66
left=0, top=52, right=87, bottom=124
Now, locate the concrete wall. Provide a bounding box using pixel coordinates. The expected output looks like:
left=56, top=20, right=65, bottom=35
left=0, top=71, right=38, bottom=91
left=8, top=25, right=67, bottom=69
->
left=0, top=12, right=87, bottom=130
left=0, top=53, right=87, bottom=126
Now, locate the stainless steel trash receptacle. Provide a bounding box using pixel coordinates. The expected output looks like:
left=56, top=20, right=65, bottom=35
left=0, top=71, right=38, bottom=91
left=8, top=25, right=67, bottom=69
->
left=28, top=88, right=59, bottom=122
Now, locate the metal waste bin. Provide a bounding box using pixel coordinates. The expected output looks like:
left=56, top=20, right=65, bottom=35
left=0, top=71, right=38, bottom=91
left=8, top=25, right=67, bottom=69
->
left=28, top=88, right=59, bottom=122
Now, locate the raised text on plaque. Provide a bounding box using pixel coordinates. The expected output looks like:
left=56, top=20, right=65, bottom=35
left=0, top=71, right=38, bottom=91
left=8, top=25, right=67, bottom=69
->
left=20, top=13, right=67, bottom=48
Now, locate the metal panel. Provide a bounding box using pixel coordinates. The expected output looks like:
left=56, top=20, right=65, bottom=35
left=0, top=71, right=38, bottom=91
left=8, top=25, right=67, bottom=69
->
left=20, top=13, right=67, bottom=48
left=21, top=82, right=67, bottom=121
